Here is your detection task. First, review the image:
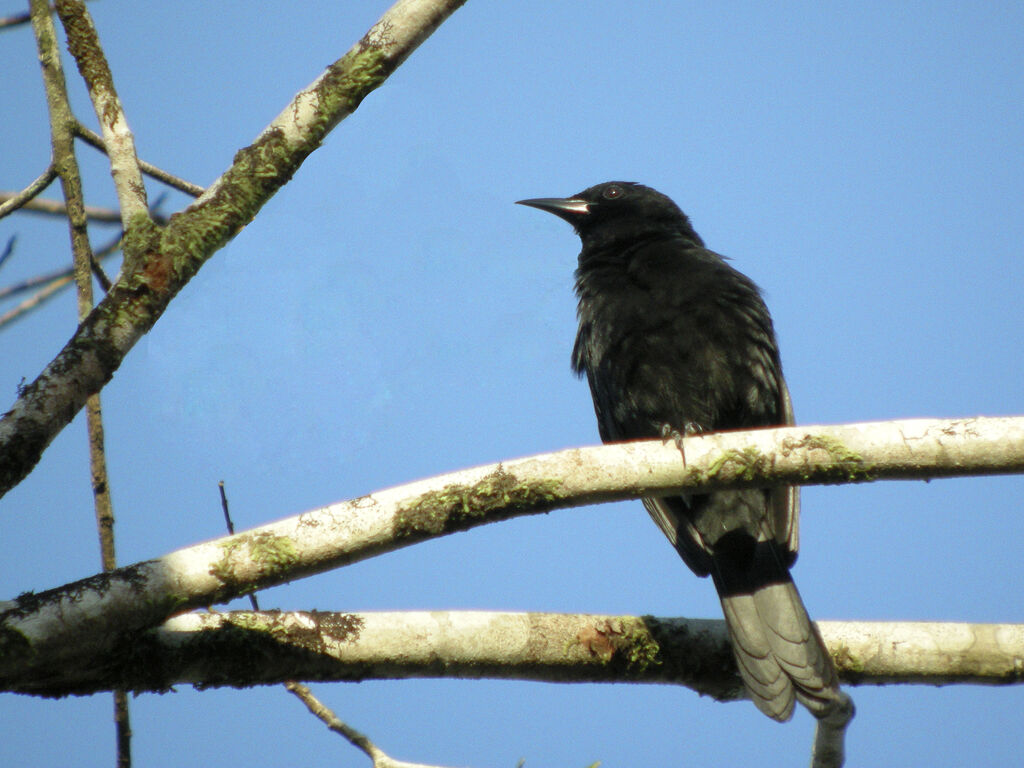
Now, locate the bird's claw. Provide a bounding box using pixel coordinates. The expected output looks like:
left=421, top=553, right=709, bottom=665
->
left=660, top=422, right=704, bottom=467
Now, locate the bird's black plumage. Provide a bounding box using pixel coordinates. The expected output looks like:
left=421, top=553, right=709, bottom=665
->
left=518, top=181, right=840, bottom=721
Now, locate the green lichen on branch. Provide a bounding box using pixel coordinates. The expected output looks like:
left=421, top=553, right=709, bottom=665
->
left=53, top=0, right=118, bottom=125
left=830, top=641, right=865, bottom=683
left=120, top=213, right=163, bottom=281
left=209, top=538, right=243, bottom=586
left=393, top=468, right=563, bottom=540
left=782, top=433, right=876, bottom=483
left=699, top=433, right=875, bottom=487
left=575, top=618, right=662, bottom=675
left=621, top=620, right=662, bottom=673
left=704, top=445, right=770, bottom=483
left=156, top=127, right=296, bottom=287
left=209, top=532, right=298, bottom=590
left=249, top=532, right=299, bottom=574
left=315, top=44, right=390, bottom=135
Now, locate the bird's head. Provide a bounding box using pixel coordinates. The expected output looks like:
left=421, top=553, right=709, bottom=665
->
left=516, top=181, right=702, bottom=250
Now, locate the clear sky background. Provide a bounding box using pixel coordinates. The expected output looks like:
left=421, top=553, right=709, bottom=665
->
left=2, top=2, right=1023, bottom=766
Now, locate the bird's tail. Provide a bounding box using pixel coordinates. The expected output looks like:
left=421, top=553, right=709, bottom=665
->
left=712, top=543, right=839, bottom=722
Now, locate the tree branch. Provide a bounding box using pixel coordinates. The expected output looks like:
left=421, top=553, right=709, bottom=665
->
left=0, top=193, right=129, bottom=224
left=53, top=0, right=148, bottom=223
left=0, top=230, right=122, bottom=330
left=30, top=0, right=94, bottom=283
left=2, top=417, right=1022, bottom=687
left=286, top=682, right=455, bottom=768
left=0, top=164, right=57, bottom=220
left=73, top=122, right=204, bottom=198
left=0, top=7, right=37, bottom=29
left=3, top=609, right=1021, bottom=696
left=0, top=0, right=468, bottom=501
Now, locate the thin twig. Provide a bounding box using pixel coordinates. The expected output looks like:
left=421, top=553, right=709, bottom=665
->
left=218, top=481, right=236, bottom=535
left=217, top=481, right=260, bottom=612
left=285, top=682, right=455, bottom=768
left=0, top=238, right=120, bottom=303
left=90, top=252, right=112, bottom=292
left=0, top=194, right=124, bottom=224
left=0, top=164, right=58, bottom=220
left=0, top=188, right=170, bottom=229
left=220, top=485, right=436, bottom=767
left=113, top=690, right=132, bottom=768
left=217, top=485, right=434, bottom=766
left=0, top=264, right=72, bottom=302
left=0, top=8, right=34, bottom=28
left=0, top=236, right=16, bottom=272
left=73, top=121, right=204, bottom=198
left=0, top=191, right=169, bottom=328
left=0, top=226, right=122, bottom=330
left=0, top=271, right=75, bottom=326
left=88, top=388, right=125, bottom=764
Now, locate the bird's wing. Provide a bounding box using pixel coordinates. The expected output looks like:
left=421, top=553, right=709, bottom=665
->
left=641, top=495, right=713, bottom=577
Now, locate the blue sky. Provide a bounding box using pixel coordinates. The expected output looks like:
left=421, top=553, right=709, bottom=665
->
left=2, top=1, right=1023, bottom=765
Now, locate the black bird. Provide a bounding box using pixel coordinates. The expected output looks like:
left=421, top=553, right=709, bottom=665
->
left=518, top=182, right=840, bottom=721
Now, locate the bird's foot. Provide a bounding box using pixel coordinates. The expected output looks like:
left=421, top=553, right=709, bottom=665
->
left=660, top=422, right=704, bottom=467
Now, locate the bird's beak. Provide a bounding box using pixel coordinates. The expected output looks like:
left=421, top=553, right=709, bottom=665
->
left=515, top=196, right=591, bottom=223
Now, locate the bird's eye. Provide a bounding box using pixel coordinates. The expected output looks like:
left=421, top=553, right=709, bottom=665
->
left=602, top=185, right=624, bottom=200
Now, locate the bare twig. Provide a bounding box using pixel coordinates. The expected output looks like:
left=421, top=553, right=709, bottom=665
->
left=0, top=163, right=57, bottom=219
left=0, top=233, right=120, bottom=301
left=0, top=192, right=168, bottom=330
left=0, top=219, right=123, bottom=331
left=0, top=236, right=16, bottom=272
left=0, top=267, right=62, bottom=301
left=0, top=190, right=170, bottom=226
left=0, top=270, right=75, bottom=327
left=90, top=252, right=112, bottom=291
left=0, top=194, right=123, bottom=224
left=87, top=370, right=123, bottom=766
left=74, top=122, right=204, bottom=198
left=218, top=486, right=436, bottom=767
left=216, top=485, right=439, bottom=767
left=31, top=0, right=95, bottom=292
left=217, top=481, right=260, bottom=612
left=218, top=481, right=236, bottom=535
left=0, top=7, right=35, bottom=29
left=286, top=682, right=458, bottom=768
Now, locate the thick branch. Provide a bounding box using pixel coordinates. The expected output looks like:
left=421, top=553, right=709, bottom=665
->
left=0, top=0, right=467, bottom=501
left=1, top=417, right=1022, bottom=687
left=3, top=610, right=1021, bottom=696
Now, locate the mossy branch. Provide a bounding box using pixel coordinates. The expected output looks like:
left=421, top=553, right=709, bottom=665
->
left=4, top=609, right=1022, bottom=696
left=0, top=0, right=468, bottom=502
left=2, top=416, right=1022, bottom=689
